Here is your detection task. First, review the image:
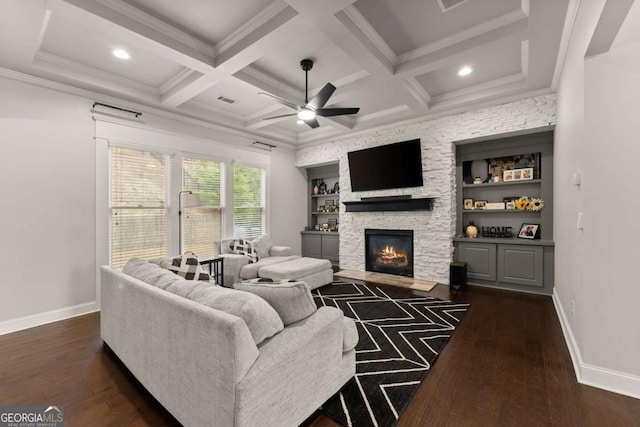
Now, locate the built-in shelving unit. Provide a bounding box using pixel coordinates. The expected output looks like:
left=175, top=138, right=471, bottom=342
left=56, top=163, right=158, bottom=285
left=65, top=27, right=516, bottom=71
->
left=301, top=164, right=340, bottom=266
left=454, top=126, right=554, bottom=294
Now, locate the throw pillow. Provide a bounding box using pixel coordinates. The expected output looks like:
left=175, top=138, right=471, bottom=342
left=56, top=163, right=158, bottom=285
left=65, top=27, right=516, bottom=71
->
left=160, top=251, right=210, bottom=282
left=251, top=235, right=273, bottom=259
left=229, top=239, right=259, bottom=263
left=189, top=285, right=283, bottom=344
left=234, top=281, right=317, bottom=326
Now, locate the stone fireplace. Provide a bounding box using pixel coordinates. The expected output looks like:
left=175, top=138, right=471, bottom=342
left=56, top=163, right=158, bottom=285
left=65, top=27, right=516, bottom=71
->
left=365, top=229, right=414, bottom=277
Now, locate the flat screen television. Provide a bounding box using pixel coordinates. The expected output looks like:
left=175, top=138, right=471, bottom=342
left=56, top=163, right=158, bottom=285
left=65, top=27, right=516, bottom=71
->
left=347, top=139, right=423, bottom=192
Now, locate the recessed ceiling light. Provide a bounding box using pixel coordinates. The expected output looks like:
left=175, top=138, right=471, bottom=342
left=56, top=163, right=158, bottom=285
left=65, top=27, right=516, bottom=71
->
left=112, top=49, right=130, bottom=60
left=458, top=66, right=473, bottom=76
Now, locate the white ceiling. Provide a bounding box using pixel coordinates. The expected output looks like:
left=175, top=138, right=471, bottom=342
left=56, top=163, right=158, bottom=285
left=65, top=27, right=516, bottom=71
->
left=0, top=0, right=572, bottom=146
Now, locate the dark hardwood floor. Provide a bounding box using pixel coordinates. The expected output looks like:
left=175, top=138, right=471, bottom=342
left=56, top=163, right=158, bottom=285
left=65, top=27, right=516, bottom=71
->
left=1, top=281, right=639, bottom=427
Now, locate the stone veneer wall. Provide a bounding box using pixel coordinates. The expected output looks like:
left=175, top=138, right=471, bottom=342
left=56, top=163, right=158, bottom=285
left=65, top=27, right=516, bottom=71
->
left=295, top=95, right=557, bottom=283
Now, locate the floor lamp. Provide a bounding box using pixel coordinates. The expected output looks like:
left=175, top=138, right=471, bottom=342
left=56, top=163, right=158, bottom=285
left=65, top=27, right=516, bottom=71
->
left=178, top=190, right=201, bottom=254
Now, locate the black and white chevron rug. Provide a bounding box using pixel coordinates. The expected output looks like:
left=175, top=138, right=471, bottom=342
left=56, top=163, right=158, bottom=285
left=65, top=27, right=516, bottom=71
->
left=312, top=281, right=469, bottom=427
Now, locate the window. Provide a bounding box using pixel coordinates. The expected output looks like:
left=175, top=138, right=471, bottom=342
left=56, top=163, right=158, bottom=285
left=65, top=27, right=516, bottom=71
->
left=182, top=157, right=223, bottom=257
left=109, top=145, right=170, bottom=268
left=233, top=164, right=265, bottom=239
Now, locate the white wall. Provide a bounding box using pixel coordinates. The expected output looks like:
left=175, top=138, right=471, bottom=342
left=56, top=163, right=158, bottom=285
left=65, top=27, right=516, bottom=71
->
left=269, top=147, right=307, bottom=254
left=0, top=77, right=97, bottom=328
left=0, top=75, right=307, bottom=334
left=296, top=95, right=557, bottom=283
left=555, top=0, right=640, bottom=397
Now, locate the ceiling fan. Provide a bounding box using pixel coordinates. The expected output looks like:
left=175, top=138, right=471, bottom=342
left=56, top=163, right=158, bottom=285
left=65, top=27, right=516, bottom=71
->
left=260, top=59, right=360, bottom=129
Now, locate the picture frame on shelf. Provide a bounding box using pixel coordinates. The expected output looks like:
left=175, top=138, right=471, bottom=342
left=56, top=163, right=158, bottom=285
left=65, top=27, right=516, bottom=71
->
left=518, top=223, right=539, bottom=239
left=503, top=170, right=513, bottom=182
left=513, top=169, right=522, bottom=180
left=463, top=198, right=474, bottom=210
left=520, top=167, right=533, bottom=180
left=322, top=223, right=329, bottom=231
left=328, top=218, right=337, bottom=231
left=325, top=199, right=334, bottom=206
left=474, top=200, right=487, bottom=210
left=505, top=201, right=516, bottom=209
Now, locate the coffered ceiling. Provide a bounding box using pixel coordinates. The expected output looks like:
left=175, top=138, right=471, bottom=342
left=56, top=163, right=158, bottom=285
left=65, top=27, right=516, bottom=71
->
left=0, top=0, right=572, bottom=146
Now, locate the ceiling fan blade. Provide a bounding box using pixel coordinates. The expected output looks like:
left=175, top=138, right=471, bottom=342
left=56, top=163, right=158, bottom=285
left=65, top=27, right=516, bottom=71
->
left=316, top=107, right=360, bottom=117
left=307, top=83, right=336, bottom=110
left=305, top=118, right=320, bottom=129
left=263, top=113, right=297, bottom=120
left=258, top=92, right=299, bottom=110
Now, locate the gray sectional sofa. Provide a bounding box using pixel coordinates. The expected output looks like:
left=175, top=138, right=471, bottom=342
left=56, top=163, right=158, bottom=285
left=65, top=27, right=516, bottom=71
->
left=100, top=259, right=357, bottom=427
left=216, top=237, right=333, bottom=289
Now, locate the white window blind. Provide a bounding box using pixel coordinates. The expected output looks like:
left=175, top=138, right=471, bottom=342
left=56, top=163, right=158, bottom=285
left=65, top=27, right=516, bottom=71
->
left=109, top=145, right=170, bottom=268
left=233, top=164, right=265, bottom=239
left=182, top=157, right=223, bottom=257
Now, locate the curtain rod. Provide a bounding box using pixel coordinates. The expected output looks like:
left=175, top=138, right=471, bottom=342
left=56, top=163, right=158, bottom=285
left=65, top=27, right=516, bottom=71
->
left=93, top=102, right=142, bottom=118
left=252, top=141, right=276, bottom=151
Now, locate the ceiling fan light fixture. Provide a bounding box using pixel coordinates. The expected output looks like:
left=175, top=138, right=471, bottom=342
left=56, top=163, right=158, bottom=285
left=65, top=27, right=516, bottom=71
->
left=112, top=49, right=130, bottom=60
left=296, top=119, right=305, bottom=125
left=297, top=109, right=316, bottom=121
left=458, top=66, right=473, bottom=76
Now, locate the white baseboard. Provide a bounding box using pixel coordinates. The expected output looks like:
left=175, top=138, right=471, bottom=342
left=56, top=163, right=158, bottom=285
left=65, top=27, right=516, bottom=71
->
left=552, top=289, right=640, bottom=399
left=0, top=302, right=99, bottom=336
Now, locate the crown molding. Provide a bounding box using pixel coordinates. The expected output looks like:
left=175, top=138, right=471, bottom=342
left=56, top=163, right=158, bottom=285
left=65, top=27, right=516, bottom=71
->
left=0, top=66, right=297, bottom=148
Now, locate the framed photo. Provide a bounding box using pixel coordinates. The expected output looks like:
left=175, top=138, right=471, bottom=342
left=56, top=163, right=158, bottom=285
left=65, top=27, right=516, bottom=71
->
left=505, top=201, right=516, bottom=209
left=463, top=198, right=474, bottom=210
left=518, top=223, right=539, bottom=239
left=325, top=199, right=334, bottom=207
left=512, top=169, right=522, bottom=180
left=328, top=218, right=338, bottom=231
left=322, top=223, right=329, bottom=231
left=474, top=200, right=487, bottom=210
left=520, top=167, right=533, bottom=180
left=503, top=170, right=513, bottom=182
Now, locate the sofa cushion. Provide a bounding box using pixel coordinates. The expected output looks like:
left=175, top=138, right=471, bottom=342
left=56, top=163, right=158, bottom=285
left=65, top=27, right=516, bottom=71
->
left=251, top=235, right=273, bottom=259
left=239, top=256, right=300, bottom=280
left=342, top=317, right=358, bottom=352
left=123, top=258, right=183, bottom=289
left=123, top=258, right=282, bottom=344
left=189, top=285, right=283, bottom=344
left=234, top=281, right=317, bottom=326
left=160, top=252, right=210, bottom=281
left=230, top=239, right=259, bottom=263
left=258, top=257, right=332, bottom=281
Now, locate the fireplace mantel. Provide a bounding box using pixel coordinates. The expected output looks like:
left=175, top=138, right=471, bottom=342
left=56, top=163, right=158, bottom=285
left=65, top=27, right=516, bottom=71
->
left=343, top=196, right=435, bottom=212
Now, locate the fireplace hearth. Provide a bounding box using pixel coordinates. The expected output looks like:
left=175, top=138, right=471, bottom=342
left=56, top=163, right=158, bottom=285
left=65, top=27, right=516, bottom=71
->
left=365, top=229, right=414, bottom=277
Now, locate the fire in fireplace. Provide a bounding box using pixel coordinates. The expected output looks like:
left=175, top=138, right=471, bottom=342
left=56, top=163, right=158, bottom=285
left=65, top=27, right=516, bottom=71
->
left=365, top=229, right=414, bottom=277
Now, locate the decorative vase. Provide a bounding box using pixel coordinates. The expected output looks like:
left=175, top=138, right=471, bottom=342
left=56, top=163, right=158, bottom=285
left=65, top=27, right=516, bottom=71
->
left=465, top=221, right=479, bottom=238
left=319, top=179, right=327, bottom=194
left=313, top=184, right=319, bottom=195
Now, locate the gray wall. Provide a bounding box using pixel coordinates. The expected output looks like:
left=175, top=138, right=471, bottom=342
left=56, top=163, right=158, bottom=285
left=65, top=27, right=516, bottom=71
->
left=0, top=75, right=307, bottom=332
left=555, top=0, right=640, bottom=396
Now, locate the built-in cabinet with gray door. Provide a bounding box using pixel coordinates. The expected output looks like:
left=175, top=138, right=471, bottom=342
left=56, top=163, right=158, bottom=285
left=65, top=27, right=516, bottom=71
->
left=453, top=126, right=554, bottom=294
left=301, top=164, right=340, bottom=266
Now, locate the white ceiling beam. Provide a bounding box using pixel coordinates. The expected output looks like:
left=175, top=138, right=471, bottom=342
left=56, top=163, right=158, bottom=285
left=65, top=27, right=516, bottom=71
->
left=32, top=51, right=161, bottom=103
left=161, top=14, right=303, bottom=108
left=395, top=18, right=529, bottom=77
left=59, top=0, right=215, bottom=73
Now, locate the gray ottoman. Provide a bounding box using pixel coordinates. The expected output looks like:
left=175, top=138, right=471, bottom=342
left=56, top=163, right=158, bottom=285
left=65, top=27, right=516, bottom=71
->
left=258, top=257, right=333, bottom=290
